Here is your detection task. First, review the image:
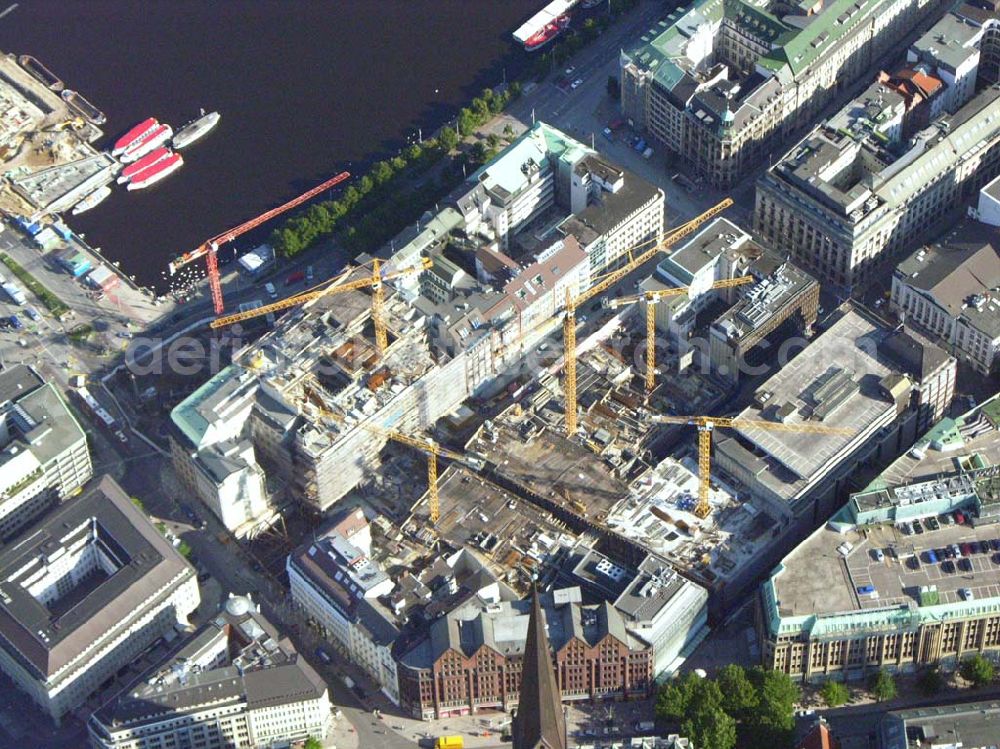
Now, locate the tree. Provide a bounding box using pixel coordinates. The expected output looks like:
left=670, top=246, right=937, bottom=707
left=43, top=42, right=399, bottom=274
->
left=716, top=664, right=758, bottom=717
left=372, top=160, right=394, bottom=186
left=130, top=496, right=145, bottom=512
left=917, top=667, right=945, bottom=696
left=176, top=540, right=193, bottom=559
left=457, top=108, right=477, bottom=136
left=303, top=738, right=322, bottom=749
left=656, top=672, right=709, bottom=721
left=470, top=141, right=490, bottom=164
left=510, top=81, right=522, bottom=98
left=439, top=126, right=459, bottom=152
left=391, top=155, right=407, bottom=172
left=487, top=132, right=501, bottom=150
left=745, top=667, right=799, bottom=746
left=960, top=654, right=995, bottom=687
left=503, top=123, right=515, bottom=138
left=682, top=706, right=736, bottom=749
left=406, top=144, right=423, bottom=162
left=869, top=669, right=897, bottom=702
left=607, top=75, right=620, bottom=100
left=820, top=679, right=849, bottom=707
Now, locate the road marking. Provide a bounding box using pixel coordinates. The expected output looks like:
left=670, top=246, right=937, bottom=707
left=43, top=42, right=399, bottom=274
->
left=0, top=4, right=18, bottom=19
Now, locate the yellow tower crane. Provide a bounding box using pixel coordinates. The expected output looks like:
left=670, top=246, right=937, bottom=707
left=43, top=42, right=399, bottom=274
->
left=563, top=199, right=733, bottom=436
left=653, top=415, right=852, bottom=518
left=303, top=385, right=483, bottom=523
left=603, top=276, right=755, bottom=394
left=209, top=258, right=432, bottom=361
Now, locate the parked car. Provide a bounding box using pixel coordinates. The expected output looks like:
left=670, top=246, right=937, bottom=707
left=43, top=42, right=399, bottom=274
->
left=960, top=588, right=975, bottom=601
left=8, top=315, right=22, bottom=330
left=961, top=542, right=973, bottom=556
left=942, top=560, right=956, bottom=574
left=264, top=281, right=278, bottom=299
left=925, top=549, right=938, bottom=564
left=955, top=510, right=967, bottom=524
left=926, top=517, right=940, bottom=531
left=570, top=78, right=583, bottom=89
left=960, top=557, right=973, bottom=572
left=286, top=271, right=305, bottom=286
left=873, top=548, right=885, bottom=562
left=306, top=265, right=314, bottom=283
left=24, top=307, right=40, bottom=322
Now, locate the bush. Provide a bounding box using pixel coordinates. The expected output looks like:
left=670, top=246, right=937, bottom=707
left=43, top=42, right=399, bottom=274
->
left=820, top=679, right=849, bottom=707
left=960, top=654, right=995, bottom=687
left=176, top=540, right=193, bottom=559
left=869, top=669, right=897, bottom=702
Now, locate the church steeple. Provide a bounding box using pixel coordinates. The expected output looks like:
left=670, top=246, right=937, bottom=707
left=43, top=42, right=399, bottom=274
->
left=512, top=587, right=567, bottom=749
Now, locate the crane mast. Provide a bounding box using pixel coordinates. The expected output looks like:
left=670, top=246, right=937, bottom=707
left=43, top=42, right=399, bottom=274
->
left=168, top=171, right=351, bottom=315
left=563, top=199, right=733, bottom=435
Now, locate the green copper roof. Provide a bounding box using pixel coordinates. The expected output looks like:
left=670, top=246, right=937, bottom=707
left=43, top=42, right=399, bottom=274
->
left=629, top=0, right=895, bottom=83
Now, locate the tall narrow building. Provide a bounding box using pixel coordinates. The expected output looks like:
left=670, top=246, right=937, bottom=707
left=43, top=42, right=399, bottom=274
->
left=512, top=588, right=568, bottom=749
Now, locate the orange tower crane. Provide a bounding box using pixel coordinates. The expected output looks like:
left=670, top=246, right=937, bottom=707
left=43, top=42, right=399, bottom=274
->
left=562, top=198, right=733, bottom=436
left=653, top=415, right=852, bottom=517
left=603, top=276, right=755, bottom=393
left=304, top=386, right=484, bottom=523
left=209, top=258, right=432, bottom=362
left=168, top=171, right=351, bottom=314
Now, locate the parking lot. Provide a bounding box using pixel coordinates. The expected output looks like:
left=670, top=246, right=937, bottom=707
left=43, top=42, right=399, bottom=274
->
left=846, top=512, right=1000, bottom=609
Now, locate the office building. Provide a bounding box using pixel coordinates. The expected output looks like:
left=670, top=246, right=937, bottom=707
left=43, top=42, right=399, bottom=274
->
left=89, top=594, right=331, bottom=749
left=892, top=197, right=1000, bottom=375
left=716, top=308, right=954, bottom=523
left=620, top=0, right=950, bottom=187
left=759, top=394, right=1000, bottom=680
left=286, top=509, right=401, bottom=704
left=562, top=548, right=709, bottom=677
left=0, top=365, right=91, bottom=539
left=879, top=699, right=1000, bottom=749
left=755, top=5, right=1000, bottom=291
left=397, top=587, right=652, bottom=720
left=0, top=476, right=199, bottom=720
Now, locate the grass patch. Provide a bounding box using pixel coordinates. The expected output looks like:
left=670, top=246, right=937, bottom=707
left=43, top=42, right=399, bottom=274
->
left=0, top=253, right=70, bottom=317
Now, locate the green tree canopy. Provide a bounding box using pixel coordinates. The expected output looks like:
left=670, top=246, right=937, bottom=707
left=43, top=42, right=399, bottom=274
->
left=682, top=706, right=737, bottom=749
left=820, top=679, right=849, bottom=707
left=303, top=738, right=322, bottom=749
left=869, top=669, right=897, bottom=702
left=438, top=126, right=459, bottom=151
left=960, top=654, right=995, bottom=687
left=716, top=664, right=758, bottom=717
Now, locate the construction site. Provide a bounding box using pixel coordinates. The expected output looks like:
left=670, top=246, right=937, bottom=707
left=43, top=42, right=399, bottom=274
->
left=165, top=120, right=963, bottom=660
left=0, top=52, right=111, bottom=218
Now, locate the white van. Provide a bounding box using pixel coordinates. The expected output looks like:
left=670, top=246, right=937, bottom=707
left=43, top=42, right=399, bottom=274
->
left=264, top=282, right=277, bottom=300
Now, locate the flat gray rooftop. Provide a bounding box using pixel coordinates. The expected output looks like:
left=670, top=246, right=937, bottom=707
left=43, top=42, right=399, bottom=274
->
left=0, top=476, right=191, bottom=678
left=775, top=517, right=1000, bottom=617
left=882, top=699, right=1000, bottom=749
left=733, top=310, right=897, bottom=482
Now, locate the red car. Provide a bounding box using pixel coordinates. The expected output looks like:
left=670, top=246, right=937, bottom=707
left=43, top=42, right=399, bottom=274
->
left=955, top=510, right=966, bottom=524
left=285, top=271, right=305, bottom=286
left=961, top=542, right=973, bottom=556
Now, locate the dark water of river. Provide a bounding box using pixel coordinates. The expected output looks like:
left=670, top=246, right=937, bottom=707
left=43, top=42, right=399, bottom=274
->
left=2, top=1, right=539, bottom=290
